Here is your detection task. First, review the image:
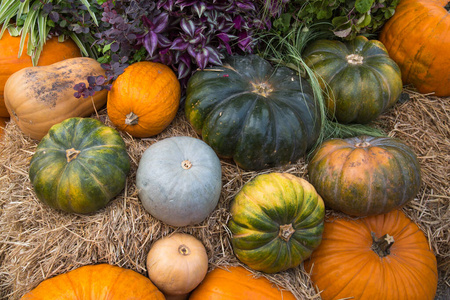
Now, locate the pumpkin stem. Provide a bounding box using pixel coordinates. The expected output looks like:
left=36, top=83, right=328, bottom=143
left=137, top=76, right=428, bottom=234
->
left=66, top=148, right=81, bottom=162
left=279, top=224, right=295, bottom=242
left=371, top=232, right=395, bottom=257
left=355, top=141, right=371, bottom=148
left=178, top=244, right=191, bottom=256
left=251, top=81, right=273, bottom=97
left=125, top=112, right=139, bottom=125
left=346, top=54, right=364, bottom=65
left=181, top=160, right=192, bottom=169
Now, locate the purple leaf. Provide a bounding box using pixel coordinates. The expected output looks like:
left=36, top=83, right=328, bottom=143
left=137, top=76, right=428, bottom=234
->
left=205, top=46, right=222, bottom=65
left=180, top=18, right=195, bottom=37
left=170, top=37, right=189, bottom=51
left=195, top=48, right=209, bottom=69
left=153, top=12, right=169, bottom=33
left=143, top=31, right=159, bottom=56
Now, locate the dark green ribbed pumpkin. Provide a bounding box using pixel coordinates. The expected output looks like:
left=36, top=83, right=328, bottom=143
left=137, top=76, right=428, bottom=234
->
left=228, top=173, right=325, bottom=274
left=307, top=135, right=421, bottom=216
left=303, top=36, right=402, bottom=124
left=185, top=54, right=321, bottom=171
left=29, top=117, right=130, bottom=214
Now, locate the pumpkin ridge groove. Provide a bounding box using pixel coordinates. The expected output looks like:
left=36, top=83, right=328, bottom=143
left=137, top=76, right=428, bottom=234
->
left=54, top=161, right=71, bottom=210
left=75, top=159, right=115, bottom=199
left=239, top=191, right=279, bottom=230
left=78, top=152, right=129, bottom=177
left=361, top=64, right=393, bottom=111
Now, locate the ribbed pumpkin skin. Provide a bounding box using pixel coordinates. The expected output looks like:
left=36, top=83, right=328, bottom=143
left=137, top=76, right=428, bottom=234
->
left=379, top=0, right=450, bottom=96
left=185, top=54, right=321, bottom=171
left=304, top=210, right=438, bottom=300
left=107, top=61, right=180, bottom=138
left=228, top=173, right=325, bottom=273
left=303, top=36, right=402, bottom=124
left=136, top=136, right=222, bottom=227
left=21, top=264, right=165, bottom=299
left=29, top=118, right=130, bottom=214
left=189, top=266, right=296, bottom=300
left=307, top=136, right=421, bottom=216
left=4, top=57, right=107, bottom=140
left=0, top=31, right=81, bottom=117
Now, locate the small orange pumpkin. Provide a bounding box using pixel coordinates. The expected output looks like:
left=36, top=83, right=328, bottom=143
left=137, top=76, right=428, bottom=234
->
left=4, top=57, right=107, bottom=140
left=0, top=31, right=81, bottom=117
left=21, top=264, right=165, bottom=299
left=304, top=210, right=438, bottom=300
left=107, top=61, right=181, bottom=138
left=189, top=266, right=296, bottom=300
left=147, top=233, right=208, bottom=299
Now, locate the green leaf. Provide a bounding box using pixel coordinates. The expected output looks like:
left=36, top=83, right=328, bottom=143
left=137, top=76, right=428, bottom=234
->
left=332, top=16, right=349, bottom=28
left=80, top=0, right=99, bottom=26
left=355, top=0, right=375, bottom=14
left=68, top=32, right=89, bottom=56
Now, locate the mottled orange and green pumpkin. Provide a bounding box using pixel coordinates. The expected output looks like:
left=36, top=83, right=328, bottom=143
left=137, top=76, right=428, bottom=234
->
left=29, top=117, right=130, bottom=214
left=303, top=36, right=403, bottom=124
left=304, top=210, right=438, bottom=300
left=307, top=135, right=421, bottom=216
left=21, top=264, right=165, bottom=299
left=228, top=173, right=325, bottom=274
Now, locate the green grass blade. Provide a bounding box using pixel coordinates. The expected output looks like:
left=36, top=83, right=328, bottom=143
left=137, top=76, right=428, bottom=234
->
left=0, top=0, right=20, bottom=24
left=68, top=32, right=89, bottom=56
left=18, top=7, right=39, bottom=60
left=80, top=0, right=99, bottom=26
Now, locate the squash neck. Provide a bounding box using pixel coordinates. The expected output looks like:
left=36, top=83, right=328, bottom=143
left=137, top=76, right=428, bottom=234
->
left=371, top=232, right=394, bottom=257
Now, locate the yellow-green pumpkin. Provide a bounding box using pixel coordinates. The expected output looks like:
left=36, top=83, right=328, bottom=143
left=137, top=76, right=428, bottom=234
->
left=228, top=173, right=325, bottom=273
left=29, top=117, right=130, bottom=214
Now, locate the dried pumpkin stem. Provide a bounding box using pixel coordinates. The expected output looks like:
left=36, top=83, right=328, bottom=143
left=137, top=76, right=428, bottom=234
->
left=251, top=81, right=273, bottom=97
left=279, top=224, right=295, bottom=242
left=346, top=54, right=364, bottom=65
left=66, top=148, right=81, bottom=162
left=178, top=244, right=191, bottom=256
left=125, top=112, right=139, bottom=125
left=371, top=232, right=395, bottom=257
left=355, top=141, right=371, bottom=148
left=181, top=160, right=192, bottom=169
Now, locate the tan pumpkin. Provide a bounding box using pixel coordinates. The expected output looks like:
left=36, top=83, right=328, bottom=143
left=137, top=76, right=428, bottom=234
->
left=21, top=264, right=165, bottom=299
left=107, top=61, right=181, bottom=138
left=0, top=30, right=81, bottom=117
left=147, top=233, right=208, bottom=300
left=4, top=57, right=107, bottom=140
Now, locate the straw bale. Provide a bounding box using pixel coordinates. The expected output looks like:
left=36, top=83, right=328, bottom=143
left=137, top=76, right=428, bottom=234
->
left=0, top=89, right=448, bottom=299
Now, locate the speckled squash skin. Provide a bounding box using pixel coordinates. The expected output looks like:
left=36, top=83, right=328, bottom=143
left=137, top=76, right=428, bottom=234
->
left=304, top=210, right=438, bottom=300
left=29, top=118, right=130, bottom=214
left=307, top=135, right=421, bottom=216
left=185, top=54, right=321, bottom=171
left=4, top=57, right=107, bottom=140
left=21, top=264, right=165, bottom=299
left=189, top=266, right=297, bottom=300
left=228, top=173, right=325, bottom=273
left=136, top=136, right=222, bottom=227
left=303, top=36, right=403, bottom=124
left=0, top=31, right=82, bottom=117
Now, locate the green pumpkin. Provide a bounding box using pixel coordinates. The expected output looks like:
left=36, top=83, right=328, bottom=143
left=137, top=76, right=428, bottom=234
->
left=185, top=54, right=321, bottom=171
left=29, top=117, right=130, bottom=214
left=307, top=135, right=421, bottom=216
left=303, top=36, right=402, bottom=124
left=228, top=172, right=325, bottom=274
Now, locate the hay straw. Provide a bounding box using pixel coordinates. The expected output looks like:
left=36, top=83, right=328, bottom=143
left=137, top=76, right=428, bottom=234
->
left=0, top=89, right=449, bottom=299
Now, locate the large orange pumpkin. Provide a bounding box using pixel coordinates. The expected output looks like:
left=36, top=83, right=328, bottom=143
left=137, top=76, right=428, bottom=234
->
left=0, top=30, right=81, bottom=117
left=21, top=264, right=165, bottom=299
left=107, top=61, right=181, bottom=138
left=304, top=210, right=438, bottom=300
left=379, top=0, right=450, bottom=96
left=189, top=266, right=296, bottom=300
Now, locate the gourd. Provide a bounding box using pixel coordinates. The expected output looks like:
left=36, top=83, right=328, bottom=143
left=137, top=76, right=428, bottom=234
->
left=304, top=210, right=438, bottom=300
left=4, top=57, right=107, bottom=140
left=185, top=54, right=321, bottom=171
left=136, top=136, right=222, bottom=227
left=307, top=135, right=421, bottom=216
left=228, top=173, right=325, bottom=273
left=189, top=266, right=296, bottom=300
left=147, top=233, right=208, bottom=299
left=29, top=117, right=130, bottom=214
left=20, top=264, right=165, bottom=299
left=107, top=61, right=181, bottom=138
left=379, top=0, right=450, bottom=97
left=303, top=36, right=403, bottom=124
left=0, top=30, right=81, bottom=117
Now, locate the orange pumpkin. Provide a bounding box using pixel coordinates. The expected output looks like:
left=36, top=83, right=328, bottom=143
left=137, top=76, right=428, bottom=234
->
left=107, top=61, right=181, bottom=138
left=4, top=57, right=107, bottom=140
left=189, top=266, right=296, bottom=300
left=21, top=264, right=165, bottom=299
left=0, top=30, right=81, bottom=117
left=379, top=0, right=450, bottom=96
left=304, top=210, right=438, bottom=300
